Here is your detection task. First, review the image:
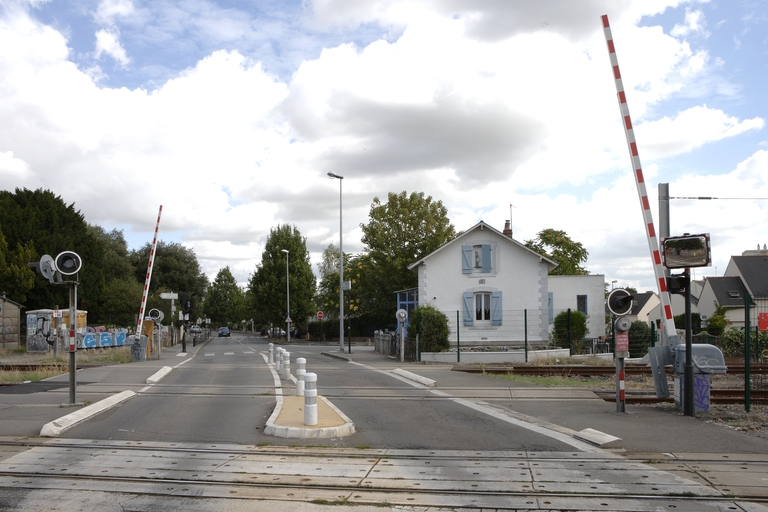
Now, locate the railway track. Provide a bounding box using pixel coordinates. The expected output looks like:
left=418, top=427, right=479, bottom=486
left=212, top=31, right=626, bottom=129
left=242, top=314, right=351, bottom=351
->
left=1, top=441, right=766, bottom=508
left=597, top=388, right=768, bottom=404
left=453, top=363, right=768, bottom=376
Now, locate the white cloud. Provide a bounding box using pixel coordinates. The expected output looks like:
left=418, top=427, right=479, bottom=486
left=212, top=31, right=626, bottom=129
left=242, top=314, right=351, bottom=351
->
left=2, top=0, right=766, bottom=293
left=94, top=0, right=135, bottom=25
left=671, top=9, right=709, bottom=37
left=637, top=106, right=764, bottom=159
left=94, top=28, right=130, bottom=66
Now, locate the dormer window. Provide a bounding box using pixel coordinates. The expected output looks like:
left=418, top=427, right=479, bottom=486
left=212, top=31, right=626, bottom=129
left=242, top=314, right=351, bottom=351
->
left=728, top=290, right=741, bottom=299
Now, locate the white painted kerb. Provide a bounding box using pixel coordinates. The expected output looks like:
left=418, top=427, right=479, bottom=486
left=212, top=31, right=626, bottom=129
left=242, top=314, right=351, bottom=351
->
left=146, top=366, right=172, bottom=384
left=391, top=368, right=435, bottom=388
left=40, top=390, right=137, bottom=437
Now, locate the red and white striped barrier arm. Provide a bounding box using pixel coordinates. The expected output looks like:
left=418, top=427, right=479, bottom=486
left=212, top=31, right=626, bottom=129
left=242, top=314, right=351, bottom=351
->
left=136, top=205, right=163, bottom=338
left=602, top=15, right=677, bottom=339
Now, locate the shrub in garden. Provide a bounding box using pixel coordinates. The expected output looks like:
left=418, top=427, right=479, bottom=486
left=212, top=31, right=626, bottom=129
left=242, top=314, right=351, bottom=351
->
left=550, top=310, right=588, bottom=350
left=413, top=305, right=450, bottom=352
left=628, top=321, right=652, bottom=356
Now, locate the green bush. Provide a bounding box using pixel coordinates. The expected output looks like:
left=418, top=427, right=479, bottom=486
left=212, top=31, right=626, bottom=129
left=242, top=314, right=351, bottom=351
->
left=628, top=321, right=652, bottom=356
left=718, top=328, right=768, bottom=359
left=413, top=305, right=450, bottom=352
left=550, top=310, right=588, bottom=349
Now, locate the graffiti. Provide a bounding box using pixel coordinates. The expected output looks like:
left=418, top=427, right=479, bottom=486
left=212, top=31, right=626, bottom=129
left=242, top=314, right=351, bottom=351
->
left=693, top=375, right=711, bottom=412
left=26, top=313, right=52, bottom=353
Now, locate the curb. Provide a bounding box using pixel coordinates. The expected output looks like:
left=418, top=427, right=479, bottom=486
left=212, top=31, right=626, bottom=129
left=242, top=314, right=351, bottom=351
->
left=146, top=366, right=172, bottom=384
left=391, top=368, right=436, bottom=387
left=320, top=351, right=351, bottom=362
left=39, top=390, right=137, bottom=437
left=263, top=395, right=355, bottom=439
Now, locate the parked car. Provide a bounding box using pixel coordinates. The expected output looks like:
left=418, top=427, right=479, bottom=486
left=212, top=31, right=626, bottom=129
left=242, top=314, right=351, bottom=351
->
left=218, top=327, right=230, bottom=337
left=189, top=325, right=202, bottom=334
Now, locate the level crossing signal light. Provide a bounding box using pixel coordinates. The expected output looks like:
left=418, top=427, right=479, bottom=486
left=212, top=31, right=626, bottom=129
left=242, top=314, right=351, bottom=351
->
left=54, top=251, right=82, bottom=275
left=607, top=288, right=634, bottom=317
left=666, top=274, right=689, bottom=295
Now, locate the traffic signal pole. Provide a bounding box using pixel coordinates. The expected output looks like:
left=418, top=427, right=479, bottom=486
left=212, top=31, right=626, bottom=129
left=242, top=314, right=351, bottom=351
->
left=68, top=281, right=78, bottom=405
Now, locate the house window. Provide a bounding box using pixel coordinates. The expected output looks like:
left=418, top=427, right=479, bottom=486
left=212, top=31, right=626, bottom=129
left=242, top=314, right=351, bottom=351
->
left=476, top=293, right=491, bottom=321
left=577, top=295, right=588, bottom=316
left=463, top=291, right=502, bottom=326
left=462, top=244, right=492, bottom=274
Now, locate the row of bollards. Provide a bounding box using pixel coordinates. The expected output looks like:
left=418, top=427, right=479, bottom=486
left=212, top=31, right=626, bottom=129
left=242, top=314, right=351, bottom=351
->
left=268, top=343, right=317, bottom=426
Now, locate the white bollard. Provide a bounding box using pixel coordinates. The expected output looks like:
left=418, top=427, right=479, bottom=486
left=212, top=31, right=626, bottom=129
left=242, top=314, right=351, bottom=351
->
left=283, top=351, right=291, bottom=380
left=304, top=372, right=317, bottom=426
left=276, top=348, right=283, bottom=372
left=268, top=343, right=274, bottom=364
left=296, top=358, right=306, bottom=396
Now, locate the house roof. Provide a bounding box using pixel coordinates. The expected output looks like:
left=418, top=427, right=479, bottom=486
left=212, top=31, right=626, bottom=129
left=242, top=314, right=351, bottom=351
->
left=706, top=276, right=749, bottom=308
left=0, top=296, right=24, bottom=309
left=630, top=292, right=656, bottom=315
left=729, top=255, right=768, bottom=298
left=407, top=220, right=559, bottom=272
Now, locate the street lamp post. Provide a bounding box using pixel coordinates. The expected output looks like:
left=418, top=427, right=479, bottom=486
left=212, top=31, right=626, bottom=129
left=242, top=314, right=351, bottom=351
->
left=611, top=280, right=617, bottom=290
left=327, top=172, right=344, bottom=352
left=281, top=249, right=290, bottom=342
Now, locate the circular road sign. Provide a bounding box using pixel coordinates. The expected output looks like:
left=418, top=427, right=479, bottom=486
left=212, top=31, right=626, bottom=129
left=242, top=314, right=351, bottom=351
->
left=317, top=311, right=324, bottom=320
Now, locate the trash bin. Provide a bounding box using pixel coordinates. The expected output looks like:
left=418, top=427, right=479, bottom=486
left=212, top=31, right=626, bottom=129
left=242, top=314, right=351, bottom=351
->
left=672, top=344, right=727, bottom=412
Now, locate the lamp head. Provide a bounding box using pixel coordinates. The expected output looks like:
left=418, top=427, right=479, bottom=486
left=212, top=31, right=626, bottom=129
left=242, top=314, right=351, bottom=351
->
left=281, top=249, right=289, bottom=254
left=327, top=172, right=343, bottom=180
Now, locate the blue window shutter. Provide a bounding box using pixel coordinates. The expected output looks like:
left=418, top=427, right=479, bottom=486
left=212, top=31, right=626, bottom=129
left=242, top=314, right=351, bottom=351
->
left=462, top=245, right=472, bottom=274
left=548, top=292, right=554, bottom=324
left=481, top=245, right=491, bottom=273
left=463, top=292, right=474, bottom=326
left=491, top=291, right=502, bottom=326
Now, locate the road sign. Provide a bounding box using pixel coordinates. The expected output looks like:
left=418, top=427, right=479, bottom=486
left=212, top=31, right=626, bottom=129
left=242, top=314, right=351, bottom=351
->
left=341, top=280, right=351, bottom=291
left=160, top=292, right=178, bottom=300
left=286, top=316, right=292, bottom=324
left=53, top=309, right=62, bottom=318
left=317, top=311, right=324, bottom=320
left=616, top=331, right=629, bottom=352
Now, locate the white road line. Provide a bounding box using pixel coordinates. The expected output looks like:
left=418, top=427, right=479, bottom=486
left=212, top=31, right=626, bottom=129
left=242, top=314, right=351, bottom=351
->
left=174, top=358, right=192, bottom=369
left=176, top=353, right=187, bottom=357
left=224, top=352, right=235, bottom=355
left=139, top=386, right=151, bottom=393
left=205, top=353, right=214, bottom=356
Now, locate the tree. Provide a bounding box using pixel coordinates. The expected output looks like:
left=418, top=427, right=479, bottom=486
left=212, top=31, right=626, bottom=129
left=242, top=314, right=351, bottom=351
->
left=524, top=229, right=589, bottom=275
left=0, top=229, right=36, bottom=303
left=0, top=188, right=105, bottom=311
left=128, top=241, right=208, bottom=323
left=359, top=191, right=457, bottom=327
left=247, top=224, right=316, bottom=332
left=550, top=310, right=588, bottom=350
left=315, top=243, right=352, bottom=319
left=205, top=267, right=242, bottom=325
left=86, top=225, right=138, bottom=325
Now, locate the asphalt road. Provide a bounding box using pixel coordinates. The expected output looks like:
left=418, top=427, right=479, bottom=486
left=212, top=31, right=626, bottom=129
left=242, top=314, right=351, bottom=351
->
left=62, top=334, right=575, bottom=451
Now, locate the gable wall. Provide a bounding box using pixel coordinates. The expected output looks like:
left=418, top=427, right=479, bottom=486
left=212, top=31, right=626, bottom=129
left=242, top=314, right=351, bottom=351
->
left=416, top=228, right=550, bottom=345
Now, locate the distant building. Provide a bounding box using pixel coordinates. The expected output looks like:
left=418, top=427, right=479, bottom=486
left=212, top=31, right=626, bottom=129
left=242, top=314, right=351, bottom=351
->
left=408, top=220, right=557, bottom=346
left=0, top=294, right=23, bottom=348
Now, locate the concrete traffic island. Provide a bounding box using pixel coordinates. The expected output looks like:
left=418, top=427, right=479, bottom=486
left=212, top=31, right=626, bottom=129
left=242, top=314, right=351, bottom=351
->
left=264, top=395, right=355, bottom=439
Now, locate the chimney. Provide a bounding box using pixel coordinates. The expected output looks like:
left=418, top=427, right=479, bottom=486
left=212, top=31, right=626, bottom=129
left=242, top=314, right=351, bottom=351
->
left=503, top=220, right=513, bottom=238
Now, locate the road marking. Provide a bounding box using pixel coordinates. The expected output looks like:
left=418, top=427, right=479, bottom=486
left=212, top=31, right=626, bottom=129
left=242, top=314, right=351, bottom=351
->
left=176, top=353, right=186, bottom=357
left=205, top=353, right=214, bottom=356
left=224, top=352, right=235, bottom=355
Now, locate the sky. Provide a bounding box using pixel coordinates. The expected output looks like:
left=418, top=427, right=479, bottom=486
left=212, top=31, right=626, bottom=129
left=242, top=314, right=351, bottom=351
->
left=1, top=0, right=767, bottom=293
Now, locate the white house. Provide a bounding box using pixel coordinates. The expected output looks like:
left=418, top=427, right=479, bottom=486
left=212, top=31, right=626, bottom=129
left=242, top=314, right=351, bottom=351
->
left=548, top=275, right=607, bottom=339
left=408, top=220, right=557, bottom=347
